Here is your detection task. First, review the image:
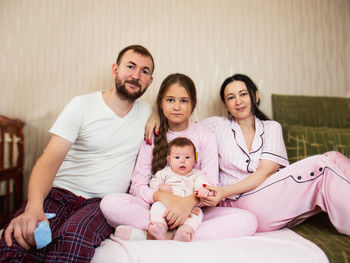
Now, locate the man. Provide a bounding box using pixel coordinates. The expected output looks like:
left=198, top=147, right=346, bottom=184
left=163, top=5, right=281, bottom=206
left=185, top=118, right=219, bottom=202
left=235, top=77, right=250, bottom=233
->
left=0, top=45, right=154, bottom=262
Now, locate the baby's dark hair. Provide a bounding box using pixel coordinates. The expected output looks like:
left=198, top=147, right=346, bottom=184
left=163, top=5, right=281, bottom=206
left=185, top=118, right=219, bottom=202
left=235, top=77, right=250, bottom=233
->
left=167, top=137, right=196, bottom=157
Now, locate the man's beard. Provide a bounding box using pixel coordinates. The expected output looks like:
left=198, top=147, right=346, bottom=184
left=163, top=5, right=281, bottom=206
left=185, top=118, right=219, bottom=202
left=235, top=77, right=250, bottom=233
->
left=115, top=78, right=146, bottom=101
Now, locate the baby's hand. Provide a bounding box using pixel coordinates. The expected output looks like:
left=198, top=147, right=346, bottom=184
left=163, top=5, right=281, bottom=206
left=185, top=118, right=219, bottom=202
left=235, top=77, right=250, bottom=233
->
left=158, top=183, right=173, bottom=193
left=196, top=187, right=210, bottom=198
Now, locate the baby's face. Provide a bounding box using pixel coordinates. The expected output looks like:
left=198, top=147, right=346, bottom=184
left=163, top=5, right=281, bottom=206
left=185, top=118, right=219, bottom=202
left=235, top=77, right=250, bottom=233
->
left=168, top=145, right=195, bottom=175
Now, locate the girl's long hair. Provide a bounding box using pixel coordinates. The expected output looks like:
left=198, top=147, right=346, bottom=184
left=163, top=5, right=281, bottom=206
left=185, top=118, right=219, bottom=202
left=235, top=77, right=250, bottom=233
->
left=151, top=73, right=197, bottom=174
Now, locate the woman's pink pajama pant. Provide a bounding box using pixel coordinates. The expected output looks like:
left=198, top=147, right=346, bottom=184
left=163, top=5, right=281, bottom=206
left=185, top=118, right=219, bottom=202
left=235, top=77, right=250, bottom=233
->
left=221, top=151, right=350, bottom=235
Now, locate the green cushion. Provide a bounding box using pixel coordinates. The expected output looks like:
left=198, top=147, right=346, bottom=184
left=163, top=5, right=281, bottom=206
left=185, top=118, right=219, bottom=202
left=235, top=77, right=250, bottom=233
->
left=282, top=125, right=350, bottom=163
left=272, top=94, right=350, bottom=128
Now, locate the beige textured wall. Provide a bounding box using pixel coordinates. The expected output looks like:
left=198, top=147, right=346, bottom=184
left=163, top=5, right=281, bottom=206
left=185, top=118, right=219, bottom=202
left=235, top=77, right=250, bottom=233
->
left=1, top=0, right=349, bottom=196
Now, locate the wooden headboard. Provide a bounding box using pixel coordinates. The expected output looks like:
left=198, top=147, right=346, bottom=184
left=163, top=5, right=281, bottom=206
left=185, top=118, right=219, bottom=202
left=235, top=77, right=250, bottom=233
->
left=0, top=115, right=24, bottom=227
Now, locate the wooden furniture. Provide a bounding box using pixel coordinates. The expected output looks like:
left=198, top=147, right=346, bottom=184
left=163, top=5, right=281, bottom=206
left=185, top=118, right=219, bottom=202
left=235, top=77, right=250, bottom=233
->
left=0, top=115, right=24, bottom=228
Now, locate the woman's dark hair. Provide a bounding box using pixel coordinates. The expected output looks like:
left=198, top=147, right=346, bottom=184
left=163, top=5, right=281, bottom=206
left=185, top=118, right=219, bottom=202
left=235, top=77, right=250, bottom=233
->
left=220, top=74, right=269, bottom=120
left=151, top=73, right=197, bottom=174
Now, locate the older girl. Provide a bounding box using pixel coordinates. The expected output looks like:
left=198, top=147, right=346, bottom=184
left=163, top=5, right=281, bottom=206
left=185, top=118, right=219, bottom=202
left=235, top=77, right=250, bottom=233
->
left=100, top=73, right=257, bottom=241
left=200, top=74, right=350, bottom=235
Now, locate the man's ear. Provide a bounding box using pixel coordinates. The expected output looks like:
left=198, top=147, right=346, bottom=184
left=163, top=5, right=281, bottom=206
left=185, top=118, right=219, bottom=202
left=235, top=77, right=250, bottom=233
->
left=111, top=64, right=118, bottom=77
left=147, top=76, right=153, bottom=87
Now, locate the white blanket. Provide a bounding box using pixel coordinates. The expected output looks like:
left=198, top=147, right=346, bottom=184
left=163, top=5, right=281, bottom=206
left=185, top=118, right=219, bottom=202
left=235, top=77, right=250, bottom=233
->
left=92, top=228, right=328, bottom=263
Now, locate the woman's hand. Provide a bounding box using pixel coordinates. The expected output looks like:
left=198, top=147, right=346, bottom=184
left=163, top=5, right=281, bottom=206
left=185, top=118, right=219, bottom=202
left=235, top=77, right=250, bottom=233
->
left=200, top=160, right=281, bottom=207
left=200, top=185, right=227, bottom=207
left=4, top=206, right=47, bottom=250
left=145, top=111, right=160, bottom=143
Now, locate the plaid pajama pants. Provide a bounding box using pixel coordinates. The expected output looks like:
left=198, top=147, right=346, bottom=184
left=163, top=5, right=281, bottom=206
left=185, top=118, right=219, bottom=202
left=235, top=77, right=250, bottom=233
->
left=0, top=187, right=113, bottom=263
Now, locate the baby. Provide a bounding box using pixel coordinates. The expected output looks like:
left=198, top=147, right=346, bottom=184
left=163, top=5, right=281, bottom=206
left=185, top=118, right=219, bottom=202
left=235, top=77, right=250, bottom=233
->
left=148, top=137, right=210, bottom=242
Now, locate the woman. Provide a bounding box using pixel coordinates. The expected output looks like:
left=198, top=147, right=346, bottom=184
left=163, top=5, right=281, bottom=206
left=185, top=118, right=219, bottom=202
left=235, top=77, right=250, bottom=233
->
left=100, top=73, right=257, bottom=241
left=199, top=74, right=350, bottom=235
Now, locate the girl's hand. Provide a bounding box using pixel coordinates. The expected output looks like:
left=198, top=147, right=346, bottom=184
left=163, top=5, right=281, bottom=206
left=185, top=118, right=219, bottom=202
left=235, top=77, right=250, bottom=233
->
left=158, top=183, right=173, bottom=193
left=145, top=111, right=160, bottom=143
left=163, top=195, right=196, bottom=230
left=200, top=185, right=227, bottom=206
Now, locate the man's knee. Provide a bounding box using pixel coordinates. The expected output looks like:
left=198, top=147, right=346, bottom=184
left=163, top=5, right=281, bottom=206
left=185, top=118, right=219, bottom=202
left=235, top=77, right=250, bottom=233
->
left=54, top=221, right=110, bottom=250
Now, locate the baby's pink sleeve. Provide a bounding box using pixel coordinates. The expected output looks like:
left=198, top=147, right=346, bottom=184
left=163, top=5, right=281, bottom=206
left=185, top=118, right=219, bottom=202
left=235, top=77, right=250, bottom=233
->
left=129, top=140, right=156, bottom=204
left=149, top=170, right=165, bottom=191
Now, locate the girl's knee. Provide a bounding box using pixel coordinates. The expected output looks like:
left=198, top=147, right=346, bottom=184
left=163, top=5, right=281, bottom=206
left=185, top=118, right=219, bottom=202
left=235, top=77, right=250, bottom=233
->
left=100, top=193, right=129, bottom=213
left=241, top=210, right=258, bottom=235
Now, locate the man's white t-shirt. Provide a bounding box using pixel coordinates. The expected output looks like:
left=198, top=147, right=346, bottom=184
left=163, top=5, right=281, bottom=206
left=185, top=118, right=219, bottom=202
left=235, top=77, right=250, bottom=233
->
left=50, top=91, right=152, bottom=198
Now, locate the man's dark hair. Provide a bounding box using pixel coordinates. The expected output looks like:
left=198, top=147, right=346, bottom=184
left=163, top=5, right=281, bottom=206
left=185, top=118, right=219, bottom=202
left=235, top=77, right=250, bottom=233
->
left=116, top=45, right=154, bottom=74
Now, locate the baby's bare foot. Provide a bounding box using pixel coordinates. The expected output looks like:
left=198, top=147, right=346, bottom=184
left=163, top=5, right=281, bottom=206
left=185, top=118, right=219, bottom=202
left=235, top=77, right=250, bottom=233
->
left=148, top=222, right=167, bottom=240
left=173, top=225, right=194, bottom=242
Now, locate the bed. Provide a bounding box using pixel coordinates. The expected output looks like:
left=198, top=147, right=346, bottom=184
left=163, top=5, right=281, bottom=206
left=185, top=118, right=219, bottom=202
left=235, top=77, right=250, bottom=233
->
left=0, top=226, right=329, bottom=263
left=91, top=228, right=328, bottom=263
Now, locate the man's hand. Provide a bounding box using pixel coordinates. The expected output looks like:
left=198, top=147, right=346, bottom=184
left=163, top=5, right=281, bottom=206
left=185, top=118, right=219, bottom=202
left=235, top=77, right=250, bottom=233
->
left=4, top=207, right=47, bottom=250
